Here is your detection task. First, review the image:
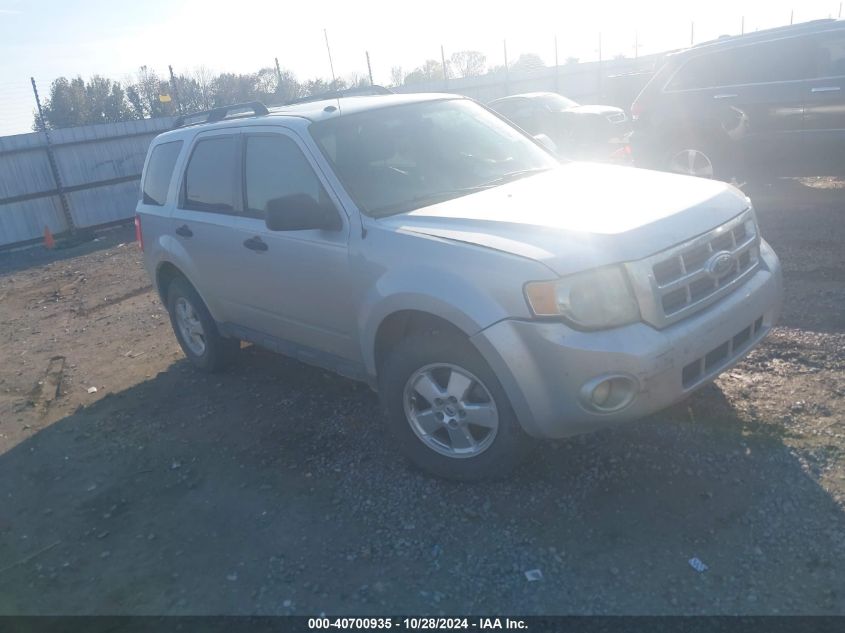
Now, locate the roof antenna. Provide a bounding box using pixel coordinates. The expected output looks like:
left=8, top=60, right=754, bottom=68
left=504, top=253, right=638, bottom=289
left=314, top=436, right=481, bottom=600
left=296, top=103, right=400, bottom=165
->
left=324, top=29, right=337, bottom=87
left=323, top=28, right=341, bottom=114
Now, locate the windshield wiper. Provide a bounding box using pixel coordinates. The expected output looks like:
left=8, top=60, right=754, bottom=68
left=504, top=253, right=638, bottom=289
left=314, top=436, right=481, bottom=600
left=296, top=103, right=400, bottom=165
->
left=478, top=167, right=551, bottom=187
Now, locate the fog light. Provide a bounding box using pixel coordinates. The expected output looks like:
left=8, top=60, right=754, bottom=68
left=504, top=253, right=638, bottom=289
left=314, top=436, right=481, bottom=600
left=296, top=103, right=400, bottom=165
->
left=580, top=375, right=638, bottom=413
left=592, top=380, right=612, bottom=407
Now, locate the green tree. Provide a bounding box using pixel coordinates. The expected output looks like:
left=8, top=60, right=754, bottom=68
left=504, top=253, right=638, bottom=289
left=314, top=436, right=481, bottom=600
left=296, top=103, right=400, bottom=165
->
left=210, top=73, right=259, bottom=107
left=404, top=59, right=446, bottom=85
left=84, top=76, right=132, bottom=124
left=510, top=53, right=545, bottom=74
left=125, top=66, right=172, bottom=118
left=35, top=75, right=132, bottom=129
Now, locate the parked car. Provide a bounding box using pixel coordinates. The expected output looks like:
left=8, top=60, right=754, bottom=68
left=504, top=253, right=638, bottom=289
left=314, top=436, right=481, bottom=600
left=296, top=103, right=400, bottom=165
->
left=136, top=93, right=782, bottom=480
left=631, top=19, right=845, bottom=180
left=488, top=92, right=631, bottom=161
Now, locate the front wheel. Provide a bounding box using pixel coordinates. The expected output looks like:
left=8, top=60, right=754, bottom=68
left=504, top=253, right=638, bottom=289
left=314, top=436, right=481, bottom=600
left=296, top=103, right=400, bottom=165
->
left=379, top=333, right=534, bottom=481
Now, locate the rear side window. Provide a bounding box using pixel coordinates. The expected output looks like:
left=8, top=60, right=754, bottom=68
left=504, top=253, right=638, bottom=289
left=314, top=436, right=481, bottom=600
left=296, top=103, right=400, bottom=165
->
left=244, top=135, right=326, bottom=217
left=183, top=136, right=238, bottom=212
left=668, top=38, right=811, bottom=90
left=142, top=141, right=182, bottom=206
left=812, top=31, right=845, bottom=77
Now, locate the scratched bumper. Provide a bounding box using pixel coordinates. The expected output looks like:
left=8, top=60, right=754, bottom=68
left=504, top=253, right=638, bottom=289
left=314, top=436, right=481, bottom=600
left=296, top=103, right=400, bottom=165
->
left=470, top=240, right=783, bottom=439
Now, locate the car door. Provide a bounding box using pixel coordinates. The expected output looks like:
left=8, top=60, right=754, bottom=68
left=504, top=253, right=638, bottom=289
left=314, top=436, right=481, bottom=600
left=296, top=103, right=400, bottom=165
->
left=170, top=130, right=251, bottom=326
left=233, top=128, right=357, bottom=363
left=803, top=29, right=845, bottom=173
left=662, top=37, right=810, bottom=174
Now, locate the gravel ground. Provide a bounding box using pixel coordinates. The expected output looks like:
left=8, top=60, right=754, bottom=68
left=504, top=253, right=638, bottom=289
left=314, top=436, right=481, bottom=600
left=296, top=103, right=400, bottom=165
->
left=0, top=177, right=843, bottom=615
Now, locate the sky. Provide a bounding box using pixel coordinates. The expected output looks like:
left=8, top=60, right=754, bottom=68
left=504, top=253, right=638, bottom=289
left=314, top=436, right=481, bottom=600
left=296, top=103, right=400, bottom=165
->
left=0, top=0, right=842, bottom=135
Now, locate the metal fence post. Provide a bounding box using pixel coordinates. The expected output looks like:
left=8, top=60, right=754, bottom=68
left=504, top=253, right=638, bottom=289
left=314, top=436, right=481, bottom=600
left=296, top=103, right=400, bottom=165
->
left=31, top=77, right=75, bottom=235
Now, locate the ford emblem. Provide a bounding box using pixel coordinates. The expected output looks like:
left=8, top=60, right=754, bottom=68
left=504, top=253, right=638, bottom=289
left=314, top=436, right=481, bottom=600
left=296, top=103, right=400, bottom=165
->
left=705, top=251, right=735, bottom=279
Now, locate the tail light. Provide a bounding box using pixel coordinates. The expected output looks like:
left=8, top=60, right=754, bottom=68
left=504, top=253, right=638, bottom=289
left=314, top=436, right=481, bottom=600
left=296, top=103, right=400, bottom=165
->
left=630, top=100, right=644, bottom=121
left=134, top=214, right=144, bottom=251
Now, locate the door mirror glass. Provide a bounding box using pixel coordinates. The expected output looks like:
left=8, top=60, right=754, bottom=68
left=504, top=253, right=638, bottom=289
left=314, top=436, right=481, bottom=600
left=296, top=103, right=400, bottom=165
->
left=265, top=194, right=340, bottom=231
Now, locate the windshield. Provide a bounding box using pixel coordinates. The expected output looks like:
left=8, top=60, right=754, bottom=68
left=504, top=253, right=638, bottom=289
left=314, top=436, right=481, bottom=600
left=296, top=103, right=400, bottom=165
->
left=535, top=94, right=579, bottom=110
left=309, top=99, right=558, bottom=217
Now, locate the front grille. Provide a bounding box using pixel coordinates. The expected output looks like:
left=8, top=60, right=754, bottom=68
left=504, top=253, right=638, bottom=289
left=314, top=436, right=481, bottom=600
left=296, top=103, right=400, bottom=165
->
left=682, top=316, right=765, bottom=388
left=626, top=210, right=760, bottom=328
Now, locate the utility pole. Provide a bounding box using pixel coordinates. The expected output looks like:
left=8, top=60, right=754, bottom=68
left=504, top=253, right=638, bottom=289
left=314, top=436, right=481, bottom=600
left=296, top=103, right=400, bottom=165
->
left=790, top=10, right=794, bottom=25
left=554, top=35, right=559, bottom=93
left=323, top=29, right=337, bottom=87
left=274, top=57, right=283, bottom=83
left=366, top=51, right=374, bottom=86
left=598, top=32, right=603, bottom=100
left=31, top=77, right=74, bottom=235
left=168, top=65, right=182, bottom=115
left=690, top=21, right=695, bottom=45
left=503, top=39, right=509, bottom=95
left=741, top=16, right=745, bottom=35
left=839, top=2, right=842, bottom=18
left=441, top=44, right=448, bottom=88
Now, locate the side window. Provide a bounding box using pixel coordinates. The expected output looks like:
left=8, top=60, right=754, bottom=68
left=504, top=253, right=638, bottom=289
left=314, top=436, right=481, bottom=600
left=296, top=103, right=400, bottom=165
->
left=668, top=38, right=811, bottom=90
left=812, top=32, right=845, bottom=78
left=142, top=140, right=182, bottom=206
left=244, top=135, right=327, bottom=217
left=183, top=136, right=238, bottom=212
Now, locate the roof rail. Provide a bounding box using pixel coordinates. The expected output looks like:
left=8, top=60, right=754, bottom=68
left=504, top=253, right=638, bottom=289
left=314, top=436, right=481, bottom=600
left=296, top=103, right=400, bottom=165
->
left=283, top=84, right=394, bottom=107
left=173, top=101, right=269, bottom=129
left=694, top=18, right=839, bottom=48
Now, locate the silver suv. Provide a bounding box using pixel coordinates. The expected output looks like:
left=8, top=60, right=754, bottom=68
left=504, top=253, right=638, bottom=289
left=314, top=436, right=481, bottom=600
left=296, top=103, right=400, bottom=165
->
left=136, top=93, right=783, bottom=480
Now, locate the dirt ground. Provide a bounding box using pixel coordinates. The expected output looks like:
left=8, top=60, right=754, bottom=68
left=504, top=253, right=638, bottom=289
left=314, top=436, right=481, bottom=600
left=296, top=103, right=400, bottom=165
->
left=0, top=177, right=843, bottom=615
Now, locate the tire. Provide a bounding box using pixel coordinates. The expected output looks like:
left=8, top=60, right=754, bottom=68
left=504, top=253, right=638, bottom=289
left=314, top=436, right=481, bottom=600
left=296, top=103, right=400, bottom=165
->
left=166, top=278, right=238, bottom=372
left=664, top=137, right=742, bottom=183
left=379, top=332, right=534, bottom=481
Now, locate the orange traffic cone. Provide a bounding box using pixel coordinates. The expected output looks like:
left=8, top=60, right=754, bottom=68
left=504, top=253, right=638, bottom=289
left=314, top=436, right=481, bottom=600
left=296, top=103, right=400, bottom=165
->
left=43, top=226, right=55, bottom=249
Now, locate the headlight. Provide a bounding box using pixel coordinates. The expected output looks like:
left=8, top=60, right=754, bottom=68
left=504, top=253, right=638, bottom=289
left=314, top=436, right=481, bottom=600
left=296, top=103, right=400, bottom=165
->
left=524, top=266, right=640, bottom=329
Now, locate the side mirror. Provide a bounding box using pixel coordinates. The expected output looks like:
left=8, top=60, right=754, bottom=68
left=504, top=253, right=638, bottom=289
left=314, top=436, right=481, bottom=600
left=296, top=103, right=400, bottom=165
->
left=265, top=194, right=341, bottom=232
left=533, top=133, right=558, bottom=154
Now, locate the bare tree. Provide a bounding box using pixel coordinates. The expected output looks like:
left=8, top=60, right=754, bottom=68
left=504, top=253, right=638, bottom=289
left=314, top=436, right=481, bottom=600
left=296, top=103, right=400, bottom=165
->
left=390, top=66, right=405, bottom=87
left=193, top=66, right=216, bottom=110
left=450, top=50, right=486, bottom=78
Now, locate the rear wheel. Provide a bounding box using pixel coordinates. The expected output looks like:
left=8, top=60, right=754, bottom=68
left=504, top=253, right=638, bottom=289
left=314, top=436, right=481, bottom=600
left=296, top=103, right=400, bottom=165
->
left=664, top=136, right=744, bottom=183
left=379, top=333, right=534, bottom=481
left=166, top=278, right=238, bottom=372
left=668, top=148, right=716, bottom=179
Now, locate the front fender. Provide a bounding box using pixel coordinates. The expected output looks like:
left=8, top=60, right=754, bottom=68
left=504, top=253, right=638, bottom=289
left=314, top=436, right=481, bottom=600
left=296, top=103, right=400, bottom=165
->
left=358, top=265, right=516, bottom=380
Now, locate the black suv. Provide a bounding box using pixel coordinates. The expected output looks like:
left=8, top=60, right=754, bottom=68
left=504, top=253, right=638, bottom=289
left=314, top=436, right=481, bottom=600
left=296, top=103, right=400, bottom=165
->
left=631, top=19, right=845, bottom=180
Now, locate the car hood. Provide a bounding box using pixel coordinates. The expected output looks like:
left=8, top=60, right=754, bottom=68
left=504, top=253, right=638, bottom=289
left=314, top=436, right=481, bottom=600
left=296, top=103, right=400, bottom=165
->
left=564, top=104, right=625, bottom=117
left=377, top=163, right=750, bottom=277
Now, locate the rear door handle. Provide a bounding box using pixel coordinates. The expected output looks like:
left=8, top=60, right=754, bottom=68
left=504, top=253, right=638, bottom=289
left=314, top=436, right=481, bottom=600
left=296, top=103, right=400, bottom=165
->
left=243, top=236, right=268, bottom=252
left=713, top=93, right=738, bottom=100
left=811, top=86, right=841, bottom=93
left=175, top=224, right=193, bottom=238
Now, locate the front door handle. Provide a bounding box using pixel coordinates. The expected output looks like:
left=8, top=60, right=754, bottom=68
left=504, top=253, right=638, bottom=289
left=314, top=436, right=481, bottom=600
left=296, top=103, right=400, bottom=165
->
left=811, top=86, right=841, bottom=93
left=713, top=93, right=738, bottom=100
left=243, top=236, right=268, bottom=252
left=175, top=224, right=193, bottom=238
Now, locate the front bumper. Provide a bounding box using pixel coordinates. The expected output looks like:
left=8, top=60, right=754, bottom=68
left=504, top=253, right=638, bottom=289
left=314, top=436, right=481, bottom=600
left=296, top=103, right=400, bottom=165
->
left=470, top=240, right=783, bottom=439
